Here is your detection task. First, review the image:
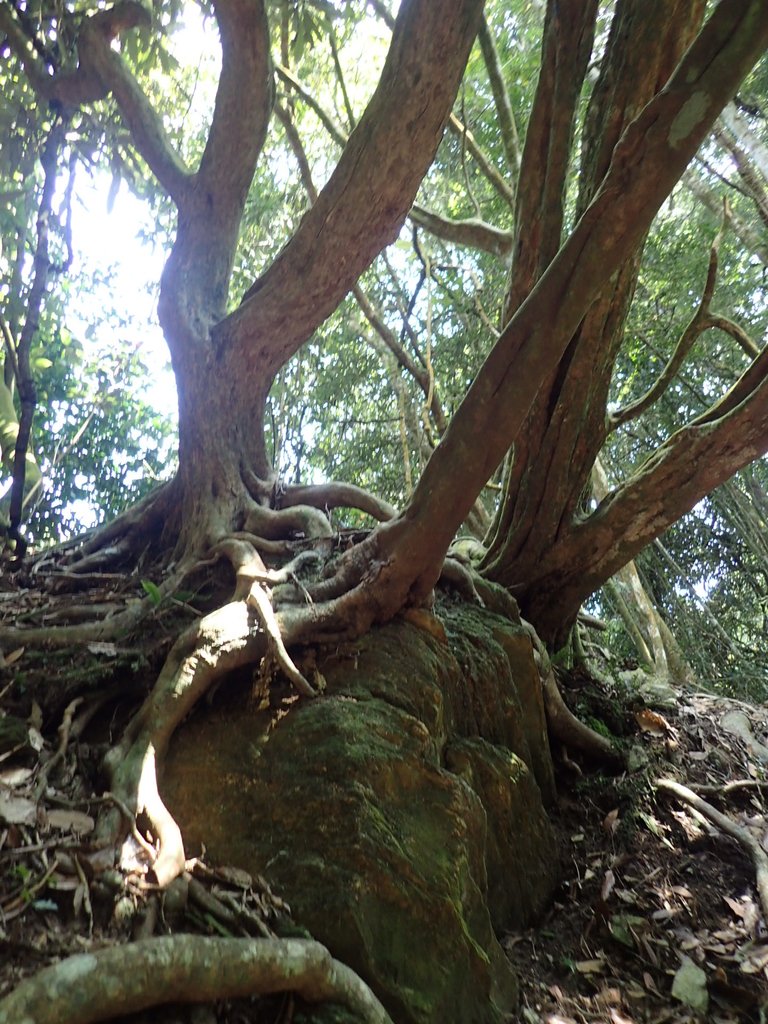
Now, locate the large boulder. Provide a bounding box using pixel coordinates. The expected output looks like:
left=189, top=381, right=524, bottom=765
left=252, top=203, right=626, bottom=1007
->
left=162, top=602, right=558, bottom=1023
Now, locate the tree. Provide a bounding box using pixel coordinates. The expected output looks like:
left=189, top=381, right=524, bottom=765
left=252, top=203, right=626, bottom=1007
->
left=2, top=0, right=768, bottom=1010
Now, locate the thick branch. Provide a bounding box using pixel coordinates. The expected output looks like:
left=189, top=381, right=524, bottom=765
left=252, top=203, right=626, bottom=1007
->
left=392, top=0, right=768, bottom=596
left=409, top=205, right=514, bottom=260
left=504, top=0, right=599, bottom=317
left=707, top=313, right=760, bottom=359
left=77, top=16, right=191, bottom=203
left=534, top=347, right=768, bottom=620
left=218, top=0, right=483, bottom=390
left=197, top=0, right=273, bottom=209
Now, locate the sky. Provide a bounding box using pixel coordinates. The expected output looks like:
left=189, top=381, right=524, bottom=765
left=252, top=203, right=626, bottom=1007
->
left=65, top=6, right=221, bottom=427
left=69, top=177, right=176, bottom=422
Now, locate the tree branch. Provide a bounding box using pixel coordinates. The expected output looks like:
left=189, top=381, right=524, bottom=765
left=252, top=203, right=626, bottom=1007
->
left=77, top=18, right=192, bottom=203
left=720, top=100, right=768, bottom=181
left=558, top=345, right=768, bottom=602
left=706, top=313, right=760, bottom=359
left=276, top=65, right=349, bottom=147
left=715, top=117, right=768, bottom=231
left=352, top=284, right=447, bottom=434
left=381, top=0, right=768, bottom=597
left=446, top=112, right=516, bottom=208
left=218, top=0, right=484, bottom=390
left=503, top=0, right=599, bottom=318
left=477, top=15, right=522, bottom=175
left=3, top=2, right=192, bottom=203
left=683, top=166, right=768, bottom=266
left=197, top=0, right=273, bottom=209
left=608, top=212, right=727, bottom=429
left=409, top=204, right=514, bottom=260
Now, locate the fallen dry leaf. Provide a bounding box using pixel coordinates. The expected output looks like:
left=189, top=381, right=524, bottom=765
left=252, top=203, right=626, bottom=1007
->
left=601, top=868, right=616, bottom=901
left=45, top=808, right=95, bottom=834
left=635, top=709, right=670, bottom=735
left=575, top=958, right=605, bottom=974
left=2, top=646, right=25, bottom=667
left=603, top=808, right=620, bottom=834
left=0, top=790, right=36, bottom=825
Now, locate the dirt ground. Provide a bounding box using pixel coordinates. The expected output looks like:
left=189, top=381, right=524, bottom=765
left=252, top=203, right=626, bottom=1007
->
left=506, top=678, right=768, bottom=1024
left=2, top=631, right=768, bottom=1023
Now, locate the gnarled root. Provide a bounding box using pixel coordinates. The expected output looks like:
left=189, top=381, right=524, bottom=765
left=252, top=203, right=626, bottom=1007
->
left=656, top=777, right=768, bottom=923
left=278, top=480, right=396, bottom=522
left=0, top=935, right=392, bottom=1024
left=542, top=668, right=626, bottom=769
left=101, top=600, right=268, bottom=885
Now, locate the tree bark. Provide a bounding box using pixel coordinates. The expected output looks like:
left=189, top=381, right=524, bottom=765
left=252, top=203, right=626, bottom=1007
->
left=356, top=0, right=768, bottom=645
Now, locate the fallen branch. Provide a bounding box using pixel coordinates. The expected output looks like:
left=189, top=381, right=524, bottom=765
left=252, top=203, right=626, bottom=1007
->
left=0, top=935, right=393, bottom=1024
left=655, top=777, right=768, bottom=923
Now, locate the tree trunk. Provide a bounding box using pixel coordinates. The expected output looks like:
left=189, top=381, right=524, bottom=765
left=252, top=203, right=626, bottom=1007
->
left=476, top=0, right=768, bottom=647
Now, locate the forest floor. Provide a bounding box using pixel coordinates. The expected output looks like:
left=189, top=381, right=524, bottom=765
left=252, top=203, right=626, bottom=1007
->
left=1, top=582, right=768, bottom=1023
left=507, top=671, right=768, bottom=1024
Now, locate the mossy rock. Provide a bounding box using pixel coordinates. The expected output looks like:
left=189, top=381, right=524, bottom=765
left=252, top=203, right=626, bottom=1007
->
left=163, top=604, right=558, bottom=1023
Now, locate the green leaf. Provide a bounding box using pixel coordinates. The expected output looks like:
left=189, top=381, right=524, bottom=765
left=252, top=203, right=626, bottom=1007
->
left=141, top=579, right=163, bottom=606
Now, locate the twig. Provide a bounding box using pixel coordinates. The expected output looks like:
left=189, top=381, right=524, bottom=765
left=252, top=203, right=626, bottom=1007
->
left=33, top=696, right=83, bottom=801
left=691, top=778, right=768, bottom=798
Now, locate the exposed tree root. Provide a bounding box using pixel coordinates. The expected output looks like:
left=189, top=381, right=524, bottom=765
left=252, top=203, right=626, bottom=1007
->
left=6, top=476, right=625, bottom=897
left=542, top=668, right=626, bottom=769
left=519, top=621, right=626, bottom=768
left=212, top=536, right=318, bottom=696
left=99, top=599, right=268, bottom=885
left=655, top=777, right=768, bottom=923
left=279, top=480, right=396, bottom=521
left=0, top=935, right=392, bottom=1024
left=0, top=565, right=189, bottom=648
left=439, top=555, right=484, bottom=604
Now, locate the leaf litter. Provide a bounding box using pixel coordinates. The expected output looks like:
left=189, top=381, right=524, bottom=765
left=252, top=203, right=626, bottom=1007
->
left=2, top=655, right=768, bottom=1021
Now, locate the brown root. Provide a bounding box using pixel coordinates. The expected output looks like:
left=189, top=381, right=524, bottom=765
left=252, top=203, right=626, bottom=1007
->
left=542, top=668, right=626, bottom=769
left=244, top=501, right=333, bottom=545
left=100, top=601, right=268, bottom=885
left=0, top=935, right=393, bottom=1024
left=278, top=480, right=397, bottom=522
left=656, top=777, right=768, bottom=923
left=439, top=556, right=484, bottom=605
